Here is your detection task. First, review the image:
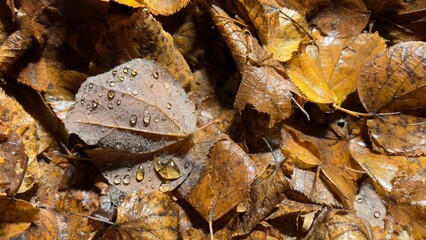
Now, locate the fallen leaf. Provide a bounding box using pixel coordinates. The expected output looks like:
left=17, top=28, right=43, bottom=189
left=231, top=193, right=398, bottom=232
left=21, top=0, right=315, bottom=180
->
left=354, top=179, right=387, bottom=229
left=0, top=197, right=39, bottom=238
left=210, top=4, right=299, bottom=127
left=181, top=134, right=256, bottom=221
left=280, top=126, right=361, bottom=208
left=91, top=9, right=193, bottom=88
left=65, top=58, right=196, bottom=153
left=309, top=0, right=369, bottom=38
left=144, top=0, right=191, bottom=15
left=357, top=41, right=426, bottom=156
left=103, top=190, right=180, bottom=239
left=0, top=30, right=33, bottom=78
left=243, top=0, right=309, bottom=62
left=287, top=32, right=386, bottom=106
left=303, top=207, right=373, bottom=240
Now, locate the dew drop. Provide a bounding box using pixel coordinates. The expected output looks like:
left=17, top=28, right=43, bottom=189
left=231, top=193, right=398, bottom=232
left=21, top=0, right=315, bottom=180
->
left=356, top=196, right=364, bottom=203
left=98, top=93, right=102, bottom=97
left=192, top=109, right=196, bottom=113
left=184, top=161, right=190, bottom=168
left=123, top=67, right=128, bottom=74
left=123, top=175, right=131, bottom=185
left=107, top=90, right=116, bottom=100
left=112, top=70, right=117, bottom=76
left=166, top=103, right=172, bottom=109
left=374, top=211, right=380, bottom=218
left=143, top=110, right=151, bottom=126
left=80, top=97, right=85, bottom=105
left=132, top=89, right=138, bottom=96
left=129, top=114, right=138, bottom=126
left=131, top=69, right=137, bottom=76
left=113, top=175, right=121, bottom=185
left=152, top=70, right=159, bottom=79
left=119, top=76, right=124, bottom=81
left=109, top=81, right=115, bottom=87
left=163, top=82, right=170, bottom=89
left=148, top=177, right=153, bottom=181
left=153, top=116, right=159, bottom=123
left=88, top=83, right=94, bottom=89
left=91, top=99, right=99, bottom=109
left=136, top=166, right=144, bottom=182
left=160, top=183, right=170, bottom=192
left=116, top=99, right=122, bottom=106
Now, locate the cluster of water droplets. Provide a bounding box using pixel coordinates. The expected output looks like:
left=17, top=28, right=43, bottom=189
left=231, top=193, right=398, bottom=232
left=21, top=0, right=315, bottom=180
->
left=356, top=195, right=382, bottom=218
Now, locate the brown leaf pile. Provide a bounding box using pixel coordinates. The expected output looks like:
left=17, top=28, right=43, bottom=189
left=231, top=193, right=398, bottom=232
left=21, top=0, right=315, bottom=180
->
left=0, top=0, right=425, bottom=239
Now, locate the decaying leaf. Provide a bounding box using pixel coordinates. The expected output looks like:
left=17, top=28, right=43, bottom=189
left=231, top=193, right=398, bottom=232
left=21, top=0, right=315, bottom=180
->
left=0, top=197, right=39, bottom=238
left=103, top=190, right=180, bottom=239
left=181, top=134, right=256, bottom=221
left=65, top=58, right=196, bottom=153
left=91, top=9, right=193, bottom=89
left=210, top=4, right=299, bottom=127
left=287, top=32, right=386, bottom=106
left=0, top=30, right=33, bottom=77
left=112, top=0, right=190, bottom=15
left=280, top=126, right=361, bottom=208
left=350, top=138, right=426, bottom=238
left=243, top=0, right=309, bottom=62
left=0, top=89, right=51, bottom=194
left=303, top=207, right=373, bottom=240
left=309, top=0, right=369, bottom=38
left=358, top=41, right=426, bottom=156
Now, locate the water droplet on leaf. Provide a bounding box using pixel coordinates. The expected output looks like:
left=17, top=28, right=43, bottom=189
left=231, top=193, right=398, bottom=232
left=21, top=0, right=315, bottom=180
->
left=113, top=175, right=121, bottom=185
left=123, top=67, right=129, bottom=74
left=143, top=110, right=151, bottom=126
left=92, top=99, right=99, bottom=109
left=123, top=175, right=131, bottom=185
left=153, top=116, right=159, bottom=123
left=112, top=70, right=117, bottom=76
left=154, top=157, right=181, bottom=180
left=166, top=103, right=172, bottom=109
left=131, top=69, right=137, bottom=76
left=107, top=90, right=115, bottom=100
left=163, top=82, right=170, bottom=89
left=136, top=166, right=144, bottom=182
left=119, top=76, right=124, bottom=81
left=129, top=114, right=138, bottom=126
left=374, top=211, right=380, bottom=218
left=132, top=89, right=138, bottom=96
left=88, top=83, right=94, bottom=89
left=116, top=99, right=121, bottom=106
left=152, top=70, right=159, bottom=79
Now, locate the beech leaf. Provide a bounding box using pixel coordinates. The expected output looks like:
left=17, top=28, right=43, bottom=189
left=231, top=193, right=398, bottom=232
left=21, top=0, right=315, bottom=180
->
left=65, top=58, right=196, bottom=154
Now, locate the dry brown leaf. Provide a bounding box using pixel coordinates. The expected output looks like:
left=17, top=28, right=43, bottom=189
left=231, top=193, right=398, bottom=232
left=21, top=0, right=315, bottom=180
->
left=103, top=191, right=180, bottom=240
left=91, top=9, right=193, bottom=89
left=287, top=32, right=386, bottom=106
left=0, top=197, right=39, bottom=238
left=309, top=0, right=369, bottom=38
left=181, top=134, right=256, bottom=221
left=280, top=126, right=361, bottom=208
left=210, top=4, right=299, bottom=127
left=65, top=58, right=196, bottom=153
left=25, top=209, right=59, bottom=240
left=243, top=0, right=309, bottom=62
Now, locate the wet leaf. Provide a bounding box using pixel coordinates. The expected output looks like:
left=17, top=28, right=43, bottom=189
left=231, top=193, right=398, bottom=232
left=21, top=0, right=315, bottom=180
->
left=0, top=30, right=33, bottom=78
left=65, top=58, right=196, bottom=153
left=304, top=207, right=373, bottom=240
left=280, top=126, right=361, bottom=208
left=210, top=4, right=299, bottom=127
left=181, top=134, right=256, bottom=221
left=103, top=191, right=180, bottom=240
left=0, top=197, right=39, bottom=238
left=358, top=41, right=426, bottom=113
left=144, top=0, right=191, bottom=16
left=91, top=9, right=193, bottom=88
left=354, top=179, right=387, bottom=228
left=368, top=114, right=426, bottom=156
left=287, top=32, right=386, bottom=105
left=243, top=0, right=309, bottom=62
left=0, top=89, right=50, bottom=194
left=358, top=41, right=426, bottom=156
left=309, top=0, right=369, bottom=38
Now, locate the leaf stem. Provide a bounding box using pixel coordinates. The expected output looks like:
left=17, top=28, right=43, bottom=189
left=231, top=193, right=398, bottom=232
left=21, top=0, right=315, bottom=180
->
left=332, top=103, right=372, bottom=118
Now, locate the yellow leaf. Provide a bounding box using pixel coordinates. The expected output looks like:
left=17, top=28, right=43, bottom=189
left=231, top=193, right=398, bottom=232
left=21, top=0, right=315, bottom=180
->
left=113, top=0, right=144, bottom=8
left=287, top=32, right=386, bottom=105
